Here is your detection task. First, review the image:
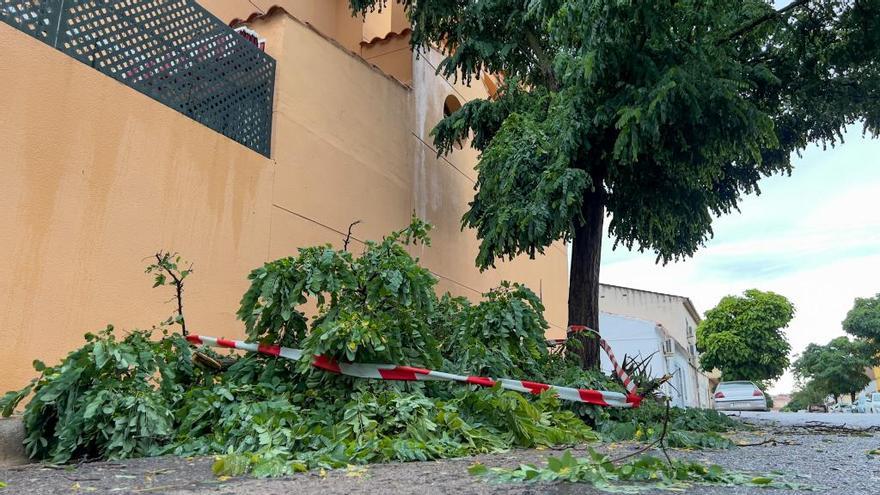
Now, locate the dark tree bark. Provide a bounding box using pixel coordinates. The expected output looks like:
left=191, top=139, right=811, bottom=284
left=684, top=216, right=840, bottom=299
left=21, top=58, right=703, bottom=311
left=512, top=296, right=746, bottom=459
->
left=568, top=185, right=605, bottom=369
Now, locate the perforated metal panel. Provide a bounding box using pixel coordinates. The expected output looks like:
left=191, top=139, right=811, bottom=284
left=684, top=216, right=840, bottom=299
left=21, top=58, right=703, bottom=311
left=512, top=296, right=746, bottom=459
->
left=1, top=0, right=275, bottom=157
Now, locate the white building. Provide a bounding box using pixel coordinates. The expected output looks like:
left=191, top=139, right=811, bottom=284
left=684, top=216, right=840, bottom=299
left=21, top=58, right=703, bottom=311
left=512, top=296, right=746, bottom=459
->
left=598, top=284, right=717, bottom=408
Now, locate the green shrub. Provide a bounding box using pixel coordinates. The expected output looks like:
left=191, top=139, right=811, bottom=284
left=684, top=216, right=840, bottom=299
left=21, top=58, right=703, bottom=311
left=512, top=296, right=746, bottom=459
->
left=0, top=218, right=737, bottom=475
left=598, top=400, right=738, bottom=449
left=0, top=326, right=198, bottom=462
left=443, top=282, right=549, bottom=378
left=0, top=218, right=602, bottom=475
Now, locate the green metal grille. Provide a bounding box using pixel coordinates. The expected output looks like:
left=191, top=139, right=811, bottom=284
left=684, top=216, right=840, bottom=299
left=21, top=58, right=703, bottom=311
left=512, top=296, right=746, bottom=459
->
left=1, top=0, right=275, bottom=157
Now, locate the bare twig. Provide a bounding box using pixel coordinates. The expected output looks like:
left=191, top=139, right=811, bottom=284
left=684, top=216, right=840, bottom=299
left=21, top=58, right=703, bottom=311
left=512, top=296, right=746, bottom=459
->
left=718, top=0, right=810, bottom=44
left=153, top=253, right=191, bottom=336
left=735, top=437, right=801, bottom=447
left=343, top=220, right=362, bottom=252
left=657, top=397, right=673, bottom=465
left=131, top=485, right=189, bottom=493
left=610, top=398, right=673, bottom=465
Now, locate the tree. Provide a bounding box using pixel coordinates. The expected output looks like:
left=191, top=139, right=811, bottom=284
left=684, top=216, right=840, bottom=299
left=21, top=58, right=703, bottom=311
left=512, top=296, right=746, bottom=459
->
left=695, top=289, right=794, bottom=382
left=843, top=293, right=880, bottom=359
left=792, top=336, right=872, bottom=402
left=783, top=379, right=829, bottom=412
left=349, top=0, right=880, bottom=368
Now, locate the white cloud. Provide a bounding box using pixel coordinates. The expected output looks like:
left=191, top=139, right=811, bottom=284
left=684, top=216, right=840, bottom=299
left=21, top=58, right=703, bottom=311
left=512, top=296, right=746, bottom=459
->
left=602, top=251, right=880, bottom=394
left=595, top=133, right=880, bottom=395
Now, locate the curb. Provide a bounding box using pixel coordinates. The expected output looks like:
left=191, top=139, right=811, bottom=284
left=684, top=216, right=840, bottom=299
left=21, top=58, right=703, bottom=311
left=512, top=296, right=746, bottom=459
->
left=0, top=417, right=28, bottom=468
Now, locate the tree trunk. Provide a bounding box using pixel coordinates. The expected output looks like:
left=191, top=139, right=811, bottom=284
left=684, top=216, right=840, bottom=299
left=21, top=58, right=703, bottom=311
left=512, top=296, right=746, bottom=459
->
left=568, top=186, right=605, bottom=369
left=851, top=392, right=856, bottom=403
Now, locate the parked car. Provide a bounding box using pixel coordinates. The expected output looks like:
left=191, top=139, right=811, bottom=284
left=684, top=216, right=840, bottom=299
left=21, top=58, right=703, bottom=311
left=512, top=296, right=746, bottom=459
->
left=829, top=403, right=852, bottom=413
left=852, top=394, right=873, bottom=413
left=808, top=403, right=828, bottom=413
left=871, top=392, right=880, bottom=414
left=713, top=381, right=769, bottom=412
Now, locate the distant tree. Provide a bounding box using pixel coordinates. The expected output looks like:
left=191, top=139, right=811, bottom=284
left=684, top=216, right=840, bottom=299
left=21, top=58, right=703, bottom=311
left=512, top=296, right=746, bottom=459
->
left=843, top=293, right=880, bottom=360
left=792, top=336, right=872, bottom=402
left=696, top=289, right=794, bottom=382
left=783, top=380, right=829, bottom=412
left=348, top=1, right=880, bottom=369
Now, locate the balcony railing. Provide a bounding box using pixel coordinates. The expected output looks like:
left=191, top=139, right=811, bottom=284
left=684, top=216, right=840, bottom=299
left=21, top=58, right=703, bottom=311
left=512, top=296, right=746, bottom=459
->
left=1, top=0, right=275, bottom=157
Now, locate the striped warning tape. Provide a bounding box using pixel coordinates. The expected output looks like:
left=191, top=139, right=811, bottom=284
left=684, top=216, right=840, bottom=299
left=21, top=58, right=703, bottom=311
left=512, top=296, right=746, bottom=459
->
left=567, top=325, right=638, bottom=395
left=186, top=335, right=642, bottom=408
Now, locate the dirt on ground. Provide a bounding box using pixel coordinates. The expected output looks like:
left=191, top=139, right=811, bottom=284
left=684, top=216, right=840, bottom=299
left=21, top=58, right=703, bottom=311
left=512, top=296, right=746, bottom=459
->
left=0, top=425, right=877, bottom=494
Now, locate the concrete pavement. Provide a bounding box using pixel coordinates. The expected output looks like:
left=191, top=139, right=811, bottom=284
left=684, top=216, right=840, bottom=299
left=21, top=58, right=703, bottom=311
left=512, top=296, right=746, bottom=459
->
left=1, top=414, right=879, bottom=494
left=731, top=410, right=880, bottom=428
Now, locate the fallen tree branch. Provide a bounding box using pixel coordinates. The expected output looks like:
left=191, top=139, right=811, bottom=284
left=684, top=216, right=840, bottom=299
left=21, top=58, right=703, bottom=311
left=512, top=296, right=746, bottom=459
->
left=735, top=437, right=800, bottom=447
left=609, top=398, right=673, bottom=465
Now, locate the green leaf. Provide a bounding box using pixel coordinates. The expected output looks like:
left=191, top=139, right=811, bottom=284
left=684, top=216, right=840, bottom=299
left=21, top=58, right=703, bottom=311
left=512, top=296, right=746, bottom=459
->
left=468, top=463, right=488, bottom=476
left=93, top=342, right=108, bottom=369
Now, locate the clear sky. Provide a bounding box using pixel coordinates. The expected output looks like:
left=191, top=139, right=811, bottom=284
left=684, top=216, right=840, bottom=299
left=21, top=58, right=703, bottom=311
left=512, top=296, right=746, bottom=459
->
left=598, top=126, right=880, bottom=394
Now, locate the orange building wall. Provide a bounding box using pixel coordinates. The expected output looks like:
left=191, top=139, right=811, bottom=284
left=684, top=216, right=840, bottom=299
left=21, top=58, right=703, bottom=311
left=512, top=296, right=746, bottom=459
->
left=0, top=22, right=275, bottom=392
left=0, top=6, right=568, bottom=393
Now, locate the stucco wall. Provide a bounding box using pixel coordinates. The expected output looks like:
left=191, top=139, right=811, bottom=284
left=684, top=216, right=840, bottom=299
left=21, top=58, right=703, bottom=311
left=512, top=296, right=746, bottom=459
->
left=258, top=13, right=569, bottom=336
left=0, top=7, right=570, bottom=393
left=599, top=284, right=714, bottom=406
left=599, top=313, right=710, bottom=408
left=599, top=284, right=698, bottom=349
left=0, top=22, right=275, bottom=392
left=198, top=0, right=397, bottom=53
left=360, top=31, right=413, bottom=85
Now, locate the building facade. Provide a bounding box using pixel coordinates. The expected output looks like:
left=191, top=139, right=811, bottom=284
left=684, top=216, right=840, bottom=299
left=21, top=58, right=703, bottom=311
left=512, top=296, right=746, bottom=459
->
left=0, top=1, right=569, bottom=393
left=599, top=284, right=716, bottom=408
left=598, top=313, right=706, bottom=408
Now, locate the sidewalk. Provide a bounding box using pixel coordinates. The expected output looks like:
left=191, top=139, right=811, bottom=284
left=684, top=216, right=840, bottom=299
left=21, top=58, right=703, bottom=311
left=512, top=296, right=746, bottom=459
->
left=1, top=425, right=877, bottom=494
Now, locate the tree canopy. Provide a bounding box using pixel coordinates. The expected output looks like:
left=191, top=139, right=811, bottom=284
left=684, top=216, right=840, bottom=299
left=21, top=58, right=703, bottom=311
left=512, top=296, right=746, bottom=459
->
left=843, top=293, right=880, bottom=358
left=792, top=336, right=872, bottom=401
left=782, top=379, right=829, bottom=411
left=349, top=0, right=880, bottom=368
left=696, top=289, right=794, bottom=382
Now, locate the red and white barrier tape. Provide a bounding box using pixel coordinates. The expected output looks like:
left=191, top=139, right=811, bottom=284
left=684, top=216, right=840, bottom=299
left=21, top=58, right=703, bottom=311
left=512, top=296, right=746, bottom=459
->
left=567, top=325, right=638, bottom=395
left=186, top=335, right=642, bottom=408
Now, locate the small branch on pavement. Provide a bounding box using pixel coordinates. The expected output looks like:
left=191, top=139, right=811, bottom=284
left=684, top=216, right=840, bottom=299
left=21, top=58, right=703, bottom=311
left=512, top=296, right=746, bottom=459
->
left=735, top=437, right=800, bottom=447
left=610, top=398, right=673, bottom=465
left=657, top=398, right=673, bottom=465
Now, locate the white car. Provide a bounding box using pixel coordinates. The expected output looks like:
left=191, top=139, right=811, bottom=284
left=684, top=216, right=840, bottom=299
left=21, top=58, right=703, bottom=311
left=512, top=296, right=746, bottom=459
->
left=713, top=381, right=769, bottom=412
left=871, top=392, right=880, bottom=414
left=852, top=394, right=873, bottom=413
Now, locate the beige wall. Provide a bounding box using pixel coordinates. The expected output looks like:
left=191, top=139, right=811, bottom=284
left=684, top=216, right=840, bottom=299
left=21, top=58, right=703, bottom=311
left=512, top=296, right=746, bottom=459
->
left=409, top=48, right=569, bottom=337
left=0, top=23, right=275, bottom=392
left=199, top=0, right=394, bottom=53
left=599, top=284, right=699, bottom=348
left=257, top=13, right=569, bottom=335
left=360, top=31, right=413, bottom=85
left=0, top=7, right=569, bottom=393
left=598, top=285, right=713, bottom=406
left=362, top=3, right=409, bottom=42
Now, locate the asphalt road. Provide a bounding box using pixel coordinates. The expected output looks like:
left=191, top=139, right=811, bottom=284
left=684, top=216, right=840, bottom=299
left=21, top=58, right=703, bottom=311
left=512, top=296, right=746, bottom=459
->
left=1, top=413, right=878, bottom=494
left=733, top=410, right=880, bottom=428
